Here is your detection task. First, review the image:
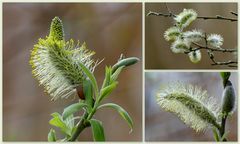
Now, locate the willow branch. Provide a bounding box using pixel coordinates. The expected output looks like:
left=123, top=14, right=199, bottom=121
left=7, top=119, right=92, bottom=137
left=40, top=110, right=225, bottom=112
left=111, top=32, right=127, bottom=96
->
left=230, top=11, right=238, bottom=16
left=147, top=11, right=238, bottom=22
left=192, top=42, right=237, bottom=53
left=187, top=34, right=238, bottom=67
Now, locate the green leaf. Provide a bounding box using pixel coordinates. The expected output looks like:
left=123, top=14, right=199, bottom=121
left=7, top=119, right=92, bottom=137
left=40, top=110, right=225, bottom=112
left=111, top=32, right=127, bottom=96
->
left=48, top=129, right=57, bottom=142
left=220, top=72, right=231, bottom=87
left=111, top=66, right=124, bottom=82
left=98, top=103, right=133, bottom=133
left=62, top=102, right=87, bottom=120
left=49, top=112, right=71, bottom=136
left=212, top=127, right=220, bottom=141
left=78, top=62, right=99, bottom=98
left=220, top=131, right=229, bottom=141
left=220, top=72, right=231, bottom=80
left=98, top=81, right=118, bottom=103
left=65, top=114, right=74, bottom=130
left=112, top=57, right=139, bottom=73
left=89, top=119, right=105, bottom=141
left=101, top=66, right=112, bottom=89
left=83, top=79, right=94, bottom=111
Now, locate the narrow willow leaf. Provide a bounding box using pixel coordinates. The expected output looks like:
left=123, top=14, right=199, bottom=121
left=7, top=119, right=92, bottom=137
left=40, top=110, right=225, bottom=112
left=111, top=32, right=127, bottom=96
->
left=156, top=82, right=220, bottom=132
left=98, top=81, right=118, bottom=102
left=83, top=79, right=94, bottom=110
left=98, top=103, right=133, bottom=133
left=65, top=114, right=74, bottom=130
left=49, top=112, right=71, bottom=136
left=62, top=102, right=87, bottom=120
left=111, top=66, right=124, bottom=82
left=48, top=129, right=57, bottom=142
left=212, top=127, right=220, bottom=141
left=78, top=62, right=99, bottom=98
left=220, top=131, right=229, bottom=141
left=112, top=57, right=139, bottom=73
left=89, top=119, right=105, bottom=141
left=101, top=66, right=112, bottom=89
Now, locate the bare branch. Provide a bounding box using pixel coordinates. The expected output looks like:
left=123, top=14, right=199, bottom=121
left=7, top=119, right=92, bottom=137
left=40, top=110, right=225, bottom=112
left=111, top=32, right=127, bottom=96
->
left=147, top=8, right=238, bottom=68
left=230, top=11, right=238, bottom=16
left=192, top=42, right=237, bottom=53
left=147, top=11, right=238, bottom=22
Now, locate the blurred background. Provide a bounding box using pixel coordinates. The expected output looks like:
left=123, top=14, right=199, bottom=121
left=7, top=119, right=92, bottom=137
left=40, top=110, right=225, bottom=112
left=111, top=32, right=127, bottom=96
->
left=145, top=3, right=237, bottom=69
left=145, top=72, right=238, bottom=141
left=3, top=3, right=142, bottom=141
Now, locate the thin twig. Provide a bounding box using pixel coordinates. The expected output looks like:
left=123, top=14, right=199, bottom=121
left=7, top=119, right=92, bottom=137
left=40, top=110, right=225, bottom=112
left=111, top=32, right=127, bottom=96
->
left=192, top=42, right=237, bottom=53
left=197, top=15, right=237, bottom=22
left=147, top=11, right=175, bottom=17
left=211, top=61, right=237, bottom=66
left=230, top=11, right=238, bottom=16
left=147, top=11, right=238, bottom=22
left=188, top=34, right=238, bottom=67
left=148, top=7, right=238, bottom=67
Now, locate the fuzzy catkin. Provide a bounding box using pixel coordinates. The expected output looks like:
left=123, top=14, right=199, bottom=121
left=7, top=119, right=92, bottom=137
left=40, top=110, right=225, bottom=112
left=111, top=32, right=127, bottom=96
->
left=156, top=82, right=220, bottom=132
left=30, top=17, right=98, bottom=100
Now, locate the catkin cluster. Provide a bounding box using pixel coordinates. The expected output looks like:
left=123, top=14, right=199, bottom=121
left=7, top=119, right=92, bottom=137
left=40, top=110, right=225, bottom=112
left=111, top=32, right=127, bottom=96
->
left=164, top=9, right=224, bottom=63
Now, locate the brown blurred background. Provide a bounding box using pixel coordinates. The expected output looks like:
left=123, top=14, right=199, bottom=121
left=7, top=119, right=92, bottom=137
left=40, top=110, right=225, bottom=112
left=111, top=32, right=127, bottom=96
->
left=145, top=72, right=238, bottom=141
left=145, top=3, right=237, bottom=69
left=3, top=3, right=142, bottom=141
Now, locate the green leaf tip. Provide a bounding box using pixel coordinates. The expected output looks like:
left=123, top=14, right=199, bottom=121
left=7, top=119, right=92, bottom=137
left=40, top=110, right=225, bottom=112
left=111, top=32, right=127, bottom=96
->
left=89, top=119, right=105, bottom=141
left=98, top=103, right=133, bottom=133
left=62, top=102, right=87, bottom=120
left=49, top=16, right=65, bottom=41
left=48, top=129, right=57, bottom=142
left=156, top=82, right=220, bottom=132
left=220, top=72, right=231, bottom=87
left=112, top=57, right=139, bottom=73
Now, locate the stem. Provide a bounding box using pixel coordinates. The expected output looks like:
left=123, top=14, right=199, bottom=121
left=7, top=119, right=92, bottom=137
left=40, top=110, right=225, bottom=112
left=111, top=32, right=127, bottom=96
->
left=68, top=101, right=99, bottom=141
left=192, top=42, right=237, bottom=53
left=188, top=36, right=238, bottom=67
left=219, top=115, right=227, bottom=141
left=68, top=112, right=90, bottom=141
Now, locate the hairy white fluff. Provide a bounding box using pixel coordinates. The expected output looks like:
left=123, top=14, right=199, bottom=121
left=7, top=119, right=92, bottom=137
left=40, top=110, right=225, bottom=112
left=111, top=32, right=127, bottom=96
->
left=207, top=34, right=223, bottom=48
left=164, top=27, right=181, bottom=41
left=170, top=39, right=190, bottom=53
left=174, top=9, right=197, bottom=29
left=188, top=50, right=202, bottom=63
left=183, top=29, right=204, bottom=42
left=156, top=82, right=220, bottom=132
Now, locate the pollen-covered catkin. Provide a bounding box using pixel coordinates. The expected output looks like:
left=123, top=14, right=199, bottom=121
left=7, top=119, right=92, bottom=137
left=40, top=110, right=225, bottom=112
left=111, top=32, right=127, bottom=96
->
left=188, top=50, right=201, bottom=63
left=156, top=82, right=220, bottom=132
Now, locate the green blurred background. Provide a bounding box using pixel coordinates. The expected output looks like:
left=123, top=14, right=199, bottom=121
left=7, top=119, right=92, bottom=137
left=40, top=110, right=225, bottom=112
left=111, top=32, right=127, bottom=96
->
left=3, top=3, right=142, bottom=141
left=145, top=3, right=237, bottom=69
left=145, top=72, right=238, bottom=141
